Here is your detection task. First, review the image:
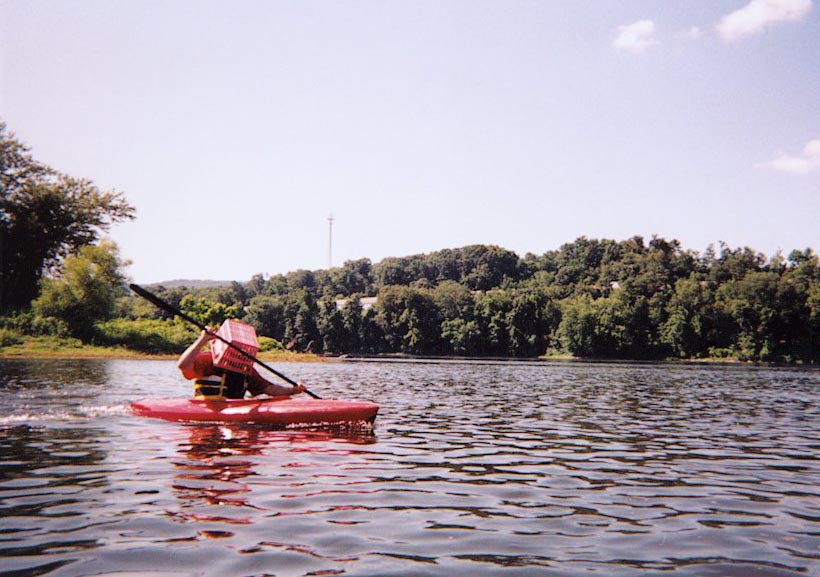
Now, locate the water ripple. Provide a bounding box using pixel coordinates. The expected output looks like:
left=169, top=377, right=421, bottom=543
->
left=1, top=359, right=818, bottom=576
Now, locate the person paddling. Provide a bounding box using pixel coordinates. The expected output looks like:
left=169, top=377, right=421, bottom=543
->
left=178, top=320, right=305, bottom=400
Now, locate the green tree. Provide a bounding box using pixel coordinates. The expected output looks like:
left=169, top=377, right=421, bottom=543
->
left=244, top=295, right=288, bottom=340
left=595, top=292, right=652, bottom=358
left=359, top=306, right=385, bottom=354
left=432, top=281, right=474, bottom=321
left=441, top=318, right=482, bottom=355
left=708, top=244, right=767, bottom=284
left=375, top=286, right=441, bottom=354
left=371, top=245, right=523, bottom=291
left=556, top=292, right=652, bottom=359
left=260, top=273, right=289, bottom=296
left=714, top=271, right=781, bottom=360
left=329, top=258, right=373, bottom=296
left=245, top=273, right=267, bottom=299
left=286, top=270, right=318, bottom=293
left=661, top=275, right=713, bottom=358
left=807, top=282, right=820, bottom=362
left=285, top=289, right=320, bottom=352
left=557, top=295, right=598, bottom=356
left=1, top=123, right=135, bottom=311
left=459, top=245, right=522, bottom=290
left=473, top=290, right=513, bottom=355
left=373, top=257, right=414, bottom=287
left=32, top=240, right=129, bottom=339
left=317, top=297, right=347, bottom=353
left=179, top=295, right=242, bottom=328
left=339, top=296, right=364, bottom=352
left=507, top=290, right=559, bottom=357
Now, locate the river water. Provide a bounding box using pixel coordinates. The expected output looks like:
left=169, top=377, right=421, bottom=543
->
left=1, top=358, right=818, bottom=577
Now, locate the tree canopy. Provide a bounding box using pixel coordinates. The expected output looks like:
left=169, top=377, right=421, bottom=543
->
left=32, top=240, right=129, bottom=339
left=2, top=124, right=817, bottom=363
left=131, top=237, right=819, bottom=363
left=1, top=122, right=135, bottom=311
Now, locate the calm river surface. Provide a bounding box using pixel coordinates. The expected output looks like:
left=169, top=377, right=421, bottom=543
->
left=1, top=358, right=819, bottom=577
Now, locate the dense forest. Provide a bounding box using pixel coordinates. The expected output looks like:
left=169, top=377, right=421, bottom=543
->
left=124, top=238, right=818, bottom=363
left=2, top=121, right=819, bottom=363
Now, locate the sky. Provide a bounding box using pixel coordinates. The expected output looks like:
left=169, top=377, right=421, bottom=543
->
left=2, top=0, right=818, bottom=284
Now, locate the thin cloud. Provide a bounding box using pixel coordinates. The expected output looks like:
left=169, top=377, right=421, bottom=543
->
left=717, top=0, right=812, bottom=42
left=613, top=20, right=658, bottom=53
left=762, top=139, right=820, bottom=174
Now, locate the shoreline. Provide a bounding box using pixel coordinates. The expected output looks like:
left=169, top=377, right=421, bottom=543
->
left=2, top=341, right=814, bottom=367
left=0, top=341, right=325, bottom=363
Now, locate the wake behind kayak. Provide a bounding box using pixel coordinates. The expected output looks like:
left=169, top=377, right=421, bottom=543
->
left=130, top=396, right=379, bottom=428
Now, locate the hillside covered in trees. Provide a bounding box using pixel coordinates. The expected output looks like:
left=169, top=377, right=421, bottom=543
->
left=126, top=238, right=820, bottom=363
left=2, top=121, right=818, bottom=363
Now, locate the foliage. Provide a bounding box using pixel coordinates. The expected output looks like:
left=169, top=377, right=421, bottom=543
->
left=0, top=310, right=70, bottom=337
left=179, top=295, right=242, bottom=327
left=55, top=318, right=284, bottom=356
left=0, top=333, right=88, bottom=355
left=95, top=318, right=198, bottom=354
left=244, top=295, right=287, bottom=339
left=258, top=336, right=285, bottom=352
left=376, top=286, right=443, bottom=354
left=5, top=221, right=819, bottom=361
left=0, top=328, right=23, bottom=347
left=108, top=236, right=819, bottom=362
left=661, top=275, right=713, bottom=358
left=557, top=295, right=599, bottom=356
left=32, top=240, right=129, bottom=339
left=2, top=124, right=816, bottom=362
left=372, top=245, right=522, bottom=291
left=1, top=122, right=135, bottom=312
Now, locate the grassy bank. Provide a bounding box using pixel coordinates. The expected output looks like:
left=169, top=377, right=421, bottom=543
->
left=0, top=334, right=756, bottom=365
left=0, top=335, right=324, bottom=362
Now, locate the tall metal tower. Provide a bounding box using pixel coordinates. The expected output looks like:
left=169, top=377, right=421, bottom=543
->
left=327, top=213, right=335, bottom=269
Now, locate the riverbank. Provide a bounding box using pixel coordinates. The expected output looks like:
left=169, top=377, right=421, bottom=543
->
left=0, top=336, right=795, bottom=366
left=0, top=335, right=324, bottom=362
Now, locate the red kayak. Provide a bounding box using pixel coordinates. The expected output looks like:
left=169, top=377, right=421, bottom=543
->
left=130, top=397, right=379, bottom=427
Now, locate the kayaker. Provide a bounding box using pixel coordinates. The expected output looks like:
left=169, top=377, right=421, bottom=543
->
left=178, top=328, right=306, bottom=399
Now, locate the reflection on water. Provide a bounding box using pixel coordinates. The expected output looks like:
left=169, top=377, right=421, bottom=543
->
left=0, top=358, right=818, bottom=576
left=168, top=425, right=377, bottom=531
left=0, top=424, right=109, bottom=576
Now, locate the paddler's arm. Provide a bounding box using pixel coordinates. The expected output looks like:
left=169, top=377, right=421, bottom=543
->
left=177, top=329, right=215, bottom=379
left=247, top=370, right=306, bottom=397
left=268, top=382, right=306, bottom=396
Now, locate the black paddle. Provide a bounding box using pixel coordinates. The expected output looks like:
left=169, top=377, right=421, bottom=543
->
left=129, top=283, right=320, bottom=399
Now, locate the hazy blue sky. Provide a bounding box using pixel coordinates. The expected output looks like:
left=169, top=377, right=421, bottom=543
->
left=2, top=0, right=818, bottom=283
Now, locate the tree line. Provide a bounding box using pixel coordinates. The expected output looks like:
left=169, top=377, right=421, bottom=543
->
left=123, top=237, right=820, bottom=363
left=2, top=121, right=819, bottom=362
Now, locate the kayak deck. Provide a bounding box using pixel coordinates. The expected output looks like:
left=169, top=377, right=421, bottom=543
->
left=130, top=396, right=379, bottom=427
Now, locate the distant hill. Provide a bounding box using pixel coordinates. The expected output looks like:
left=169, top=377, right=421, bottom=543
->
left=146, top=279, right=235, bottom=289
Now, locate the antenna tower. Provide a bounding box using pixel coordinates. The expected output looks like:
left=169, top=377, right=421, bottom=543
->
left=327, top=214, right=335, bottom=269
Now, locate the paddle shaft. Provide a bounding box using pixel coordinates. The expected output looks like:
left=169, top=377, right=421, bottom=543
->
left=129, top=283, right=320, bottom=399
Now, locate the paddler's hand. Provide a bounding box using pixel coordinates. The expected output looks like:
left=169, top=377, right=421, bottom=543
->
left=290, top=383, right=306, bottom=396
left=196, top=328, right=217, bottom=345
left=178, top=327, right=219, bottom=374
